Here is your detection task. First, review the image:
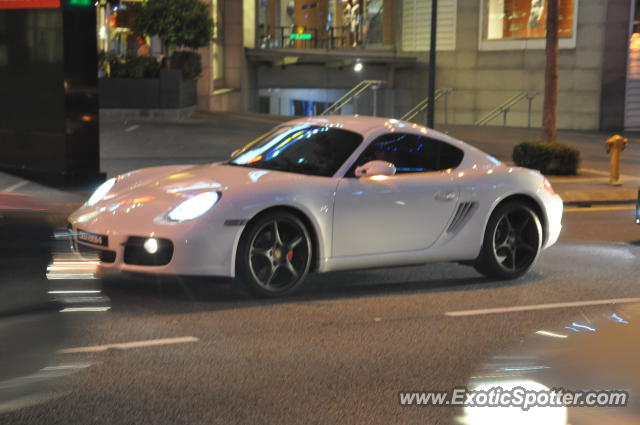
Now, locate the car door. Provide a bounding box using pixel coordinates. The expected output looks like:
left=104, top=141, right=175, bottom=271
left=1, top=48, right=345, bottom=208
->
left=332, top=132, right=464, bottom=258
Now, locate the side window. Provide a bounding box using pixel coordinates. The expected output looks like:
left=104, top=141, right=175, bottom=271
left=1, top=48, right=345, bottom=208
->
left=349, top=133, right=464, bottom=176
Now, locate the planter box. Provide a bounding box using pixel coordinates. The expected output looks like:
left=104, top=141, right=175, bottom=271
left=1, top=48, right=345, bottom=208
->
left=99, top=69, right=196, bottom=109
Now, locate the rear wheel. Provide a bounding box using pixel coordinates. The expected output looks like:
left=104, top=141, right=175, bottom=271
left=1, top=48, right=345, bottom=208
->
left=474, top=201, right=542, bottom=280
left=236, top=211, right=312, bottom=297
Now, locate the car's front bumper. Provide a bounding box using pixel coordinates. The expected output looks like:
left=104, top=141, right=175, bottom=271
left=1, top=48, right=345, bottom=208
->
left=68, top=220, right=244, bottom=278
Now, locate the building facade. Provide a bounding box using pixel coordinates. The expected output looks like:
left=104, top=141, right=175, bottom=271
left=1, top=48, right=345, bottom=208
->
left=202, top=0, right=639, bottom=131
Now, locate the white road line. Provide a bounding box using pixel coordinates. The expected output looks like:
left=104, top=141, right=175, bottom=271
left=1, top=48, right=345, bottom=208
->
left=564, top=205, right=635, bottom=213
left=49, top=290, right=102, bottom=294
left=2, top=180, right=29, bottom=193
left=60, top=307, right=111, bottom=313
left=445, top=297, right=640, bottom=317
left=125, top=124, right=140, bottom=132
left=59, top=336, right=199, bottom=354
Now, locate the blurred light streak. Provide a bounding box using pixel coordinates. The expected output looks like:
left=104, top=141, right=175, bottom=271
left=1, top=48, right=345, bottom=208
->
left=60, top=307, right=111, bottom=313
left=48, top=290, right=101, bottom=294
left=610, top=313, right=629, bottom=324
left=535, top=330, right=568, bottom=339
left=460, top=380, right=567, bottom=425
left=46, top=253, right=99, bottom=280
left=571, top=322, right=596, bottom=332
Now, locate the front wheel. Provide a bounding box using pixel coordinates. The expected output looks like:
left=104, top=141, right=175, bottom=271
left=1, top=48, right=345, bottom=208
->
left=236, top=211, right=312, bottom=297
left=474, top=202, right=542, bottom=280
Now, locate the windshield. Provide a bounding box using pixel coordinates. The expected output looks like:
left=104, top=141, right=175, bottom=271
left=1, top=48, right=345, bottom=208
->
left=227, top=125, right=363, bottom=177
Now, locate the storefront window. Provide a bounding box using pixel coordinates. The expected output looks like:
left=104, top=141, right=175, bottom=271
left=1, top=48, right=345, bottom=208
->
left=257, top=0, right=391, bottom=49
left=483, top=0, right=574, bottom=41
left=97, top=1, right=145, bottom=56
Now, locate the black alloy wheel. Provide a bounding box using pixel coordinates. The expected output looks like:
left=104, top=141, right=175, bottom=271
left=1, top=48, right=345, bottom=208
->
left=237, top=211, right=312, bottom=297
left=474, top=201, right=542, bottom=280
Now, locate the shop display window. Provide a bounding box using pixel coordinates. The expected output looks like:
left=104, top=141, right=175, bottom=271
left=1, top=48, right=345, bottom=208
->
left=257, top=0, right=390, bottom=49
left=483, top=0, right=574, bottom=41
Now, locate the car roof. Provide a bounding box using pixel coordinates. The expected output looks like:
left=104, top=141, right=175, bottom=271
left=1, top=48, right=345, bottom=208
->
left=285, top=115, right=440, bottom=137
left=288, top=115, right=415, bottom=134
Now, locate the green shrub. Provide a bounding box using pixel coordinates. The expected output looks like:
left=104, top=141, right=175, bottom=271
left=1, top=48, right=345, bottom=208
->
left=127, top=55, right=161, bottom=79
left=132, top=0, right=213, bottom=50
left=170, top=51, right=202, bottom=80
left=512, top=141, right=580, bottom=175
left=111, top=55, right=161, bottom=79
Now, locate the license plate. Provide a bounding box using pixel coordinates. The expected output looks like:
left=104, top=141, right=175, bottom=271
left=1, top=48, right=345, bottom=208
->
left=77, top=229, right=108, bottom=247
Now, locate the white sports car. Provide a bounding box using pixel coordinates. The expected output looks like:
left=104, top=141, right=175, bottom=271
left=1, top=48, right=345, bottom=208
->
left=69, top=116, right=563, bottom=297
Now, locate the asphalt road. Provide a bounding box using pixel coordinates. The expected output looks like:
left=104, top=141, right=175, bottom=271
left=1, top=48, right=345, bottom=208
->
left=1, top=204, right=638, bottom=424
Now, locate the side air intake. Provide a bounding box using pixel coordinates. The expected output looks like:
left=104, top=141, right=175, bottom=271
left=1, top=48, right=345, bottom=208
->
left=447, top=202, right=477, bottom=234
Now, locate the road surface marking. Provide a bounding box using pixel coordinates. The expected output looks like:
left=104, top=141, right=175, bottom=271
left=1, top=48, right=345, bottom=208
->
left=49, top=290, right=102, bottom=294
left=445, top=297, right=640, bottom=317
left=60, top=307, right=111, bottom=313
left=125, top=124, right=140, bottom=132
left=564, top=205, right=635, bottom=213
left=2, top=180, right=29, bottom=193
left=59, top=336, right=199, bottom=354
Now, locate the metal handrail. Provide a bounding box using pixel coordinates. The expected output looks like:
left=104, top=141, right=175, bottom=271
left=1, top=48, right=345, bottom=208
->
left=474, top=91, right=538, bottom=127
left=321, top=80, right=384, bottom=116
left=400, top=88, right=454, bottom=122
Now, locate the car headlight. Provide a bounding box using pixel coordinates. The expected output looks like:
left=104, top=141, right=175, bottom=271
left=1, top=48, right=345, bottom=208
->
left=167, top=191, right=220, bottom=222
left=86, top=177, right=117, bottom=207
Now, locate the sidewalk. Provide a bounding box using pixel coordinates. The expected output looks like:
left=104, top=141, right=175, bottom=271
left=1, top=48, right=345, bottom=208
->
left=1, top=112, right=638, bottom=206
left=546, top=169, right=639, bottom=204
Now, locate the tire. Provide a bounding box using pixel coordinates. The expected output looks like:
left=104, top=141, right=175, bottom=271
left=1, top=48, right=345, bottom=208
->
left=236, top=211, right=312, bottom=297
left=474, top=201, right=543, bottom=280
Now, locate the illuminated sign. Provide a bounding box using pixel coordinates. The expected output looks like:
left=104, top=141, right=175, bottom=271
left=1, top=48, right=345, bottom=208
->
left=68, top=0, right=91, bottom=6
left=290, top=33, right=312, bottom=41
left=0, top=0, right=60, bottom=8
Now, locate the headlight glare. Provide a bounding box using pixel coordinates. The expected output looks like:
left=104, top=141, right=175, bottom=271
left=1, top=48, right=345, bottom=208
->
left=86, top=177, right=117, bottom=206
left=167, top=191, right=220, bottom=222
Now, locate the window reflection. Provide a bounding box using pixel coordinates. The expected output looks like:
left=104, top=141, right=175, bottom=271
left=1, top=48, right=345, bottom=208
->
left=228, top=125, right=363, bottom=177
left=350, top=133, right=465, bottom=176
left=484, top=0, right=574, bottom=41
left=257, top=0, right=391, bottom=49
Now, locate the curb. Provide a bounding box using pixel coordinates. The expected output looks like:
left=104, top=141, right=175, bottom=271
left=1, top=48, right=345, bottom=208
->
left=563, top=199, right=637, bottom=207
left=557, top=188, right=638, bottom=205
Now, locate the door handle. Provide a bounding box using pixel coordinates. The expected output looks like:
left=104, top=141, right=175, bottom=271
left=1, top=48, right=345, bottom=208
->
left=434, top=191, right=457, bottom=202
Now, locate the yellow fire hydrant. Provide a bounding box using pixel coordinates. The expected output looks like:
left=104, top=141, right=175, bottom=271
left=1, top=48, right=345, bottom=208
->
left=604, top=135, right=628, bottom=186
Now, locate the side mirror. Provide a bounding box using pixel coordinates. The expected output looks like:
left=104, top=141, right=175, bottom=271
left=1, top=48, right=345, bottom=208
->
left=354, top=160, right=396, bottom=178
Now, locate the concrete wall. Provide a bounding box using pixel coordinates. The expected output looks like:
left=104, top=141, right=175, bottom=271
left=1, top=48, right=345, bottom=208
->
left=396, top=0, right=613, bottom=130
left=198, top=0, right=246, bottom=112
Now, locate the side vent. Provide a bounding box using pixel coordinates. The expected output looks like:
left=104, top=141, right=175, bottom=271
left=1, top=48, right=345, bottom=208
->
left=447, top=202, right=477, bottom=234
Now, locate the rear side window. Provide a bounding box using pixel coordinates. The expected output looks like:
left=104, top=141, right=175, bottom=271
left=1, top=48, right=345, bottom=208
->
left=349, top=133, right=464, bottom=175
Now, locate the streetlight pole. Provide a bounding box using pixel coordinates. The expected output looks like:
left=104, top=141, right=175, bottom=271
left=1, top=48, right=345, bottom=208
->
left=427, top=0, right=438, bottom=129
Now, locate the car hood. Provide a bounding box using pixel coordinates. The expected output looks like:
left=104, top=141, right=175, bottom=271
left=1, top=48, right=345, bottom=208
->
left=69, top=163, right=313, bottom=224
